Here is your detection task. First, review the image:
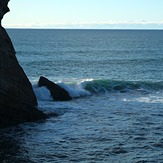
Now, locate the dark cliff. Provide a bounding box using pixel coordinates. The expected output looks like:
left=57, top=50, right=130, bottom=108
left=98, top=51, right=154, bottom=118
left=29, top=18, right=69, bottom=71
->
left=0, top=0, right=46, bottom=128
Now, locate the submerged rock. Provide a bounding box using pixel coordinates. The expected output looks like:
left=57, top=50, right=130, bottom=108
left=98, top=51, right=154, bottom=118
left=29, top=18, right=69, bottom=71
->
left=38, top=76, right=72, bottom=101
left=0, top=0, right=46, bottom=128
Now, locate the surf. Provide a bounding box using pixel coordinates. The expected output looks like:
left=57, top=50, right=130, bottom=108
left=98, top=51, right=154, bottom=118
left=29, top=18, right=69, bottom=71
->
left=33, top=79, right=163, bottom=102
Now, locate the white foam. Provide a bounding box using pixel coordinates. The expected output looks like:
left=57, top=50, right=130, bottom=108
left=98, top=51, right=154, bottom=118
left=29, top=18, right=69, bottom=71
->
left=134, top=94, right=163, bottom=103
left=57, top=82, right=91, bottom=98
left=33, top=79, right=91, bottom=103
left=33, top=85, right=53, bottom=101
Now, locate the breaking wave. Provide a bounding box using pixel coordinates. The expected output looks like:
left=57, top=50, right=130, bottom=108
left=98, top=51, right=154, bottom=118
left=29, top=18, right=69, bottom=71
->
left=33, top=79, right=163, bottom=101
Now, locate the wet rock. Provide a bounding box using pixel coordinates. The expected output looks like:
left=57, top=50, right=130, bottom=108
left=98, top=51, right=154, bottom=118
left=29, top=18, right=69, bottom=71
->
left=38, top=76, right=72, bottom=101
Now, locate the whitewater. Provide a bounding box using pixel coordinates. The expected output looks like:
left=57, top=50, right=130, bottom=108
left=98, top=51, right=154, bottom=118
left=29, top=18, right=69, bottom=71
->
left=0, top=29, right=163, bottom=163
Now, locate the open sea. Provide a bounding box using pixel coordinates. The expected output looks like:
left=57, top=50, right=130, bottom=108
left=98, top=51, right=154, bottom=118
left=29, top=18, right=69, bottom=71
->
left=0, top=29, right=163, bottom=163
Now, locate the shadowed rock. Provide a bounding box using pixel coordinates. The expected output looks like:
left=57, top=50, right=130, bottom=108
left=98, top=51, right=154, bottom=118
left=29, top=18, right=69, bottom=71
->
left=0, top=0, right=46, bottom=128
left=38, top=76, right=72, bottom=101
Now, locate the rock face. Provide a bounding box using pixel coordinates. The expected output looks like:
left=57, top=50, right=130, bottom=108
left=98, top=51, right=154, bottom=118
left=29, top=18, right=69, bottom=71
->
left=38, top=76, right=72, bottom=101
left=0, top=0, right=46, bottom=128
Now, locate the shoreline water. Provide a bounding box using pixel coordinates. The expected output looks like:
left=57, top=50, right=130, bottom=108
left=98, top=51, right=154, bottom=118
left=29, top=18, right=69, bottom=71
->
left=0, top=29, right=162, bottom=162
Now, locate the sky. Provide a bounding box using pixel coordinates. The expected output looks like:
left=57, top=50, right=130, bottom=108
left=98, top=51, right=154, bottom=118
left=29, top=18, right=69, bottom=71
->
left=2, top=0, right=163, bottom=29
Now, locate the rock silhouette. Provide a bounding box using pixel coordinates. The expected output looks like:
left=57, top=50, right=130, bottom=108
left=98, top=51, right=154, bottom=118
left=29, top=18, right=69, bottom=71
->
left=38, top=76, right=72, bottom=101
left=0, top=0, right=46, bottom=128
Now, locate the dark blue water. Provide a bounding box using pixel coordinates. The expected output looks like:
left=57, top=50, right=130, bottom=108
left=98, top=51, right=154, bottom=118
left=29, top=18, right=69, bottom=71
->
left=0, top=29, right=163, bottom=162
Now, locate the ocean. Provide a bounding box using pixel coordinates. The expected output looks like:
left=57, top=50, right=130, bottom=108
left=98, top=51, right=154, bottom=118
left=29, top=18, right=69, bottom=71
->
left=0, top=29, right=163, bottom=162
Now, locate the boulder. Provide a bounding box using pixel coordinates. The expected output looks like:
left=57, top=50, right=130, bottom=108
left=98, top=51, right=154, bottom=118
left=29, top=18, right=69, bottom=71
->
left=0, top=0, right=46, bottom=128
left=38, top=76, right=72, bottom=101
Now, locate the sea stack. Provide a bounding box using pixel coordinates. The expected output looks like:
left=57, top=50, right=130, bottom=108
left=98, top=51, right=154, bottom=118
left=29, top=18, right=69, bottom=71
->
left=38, top=76, right=72, bottom=101
left=0, top=0, right=46, bottom=128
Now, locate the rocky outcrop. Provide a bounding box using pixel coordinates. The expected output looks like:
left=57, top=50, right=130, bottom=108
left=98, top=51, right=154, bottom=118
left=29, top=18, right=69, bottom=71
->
left=0, top=0, right=46, bottom=128
left=38, top=76, right=72, bottom=101
left=0, top=0, right=9, bottom=25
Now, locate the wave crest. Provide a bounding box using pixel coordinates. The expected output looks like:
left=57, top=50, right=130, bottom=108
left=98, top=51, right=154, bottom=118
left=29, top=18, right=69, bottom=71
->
left=84, top=79, right=163, bottom=93
left=33, top=79, right=163, bottom=101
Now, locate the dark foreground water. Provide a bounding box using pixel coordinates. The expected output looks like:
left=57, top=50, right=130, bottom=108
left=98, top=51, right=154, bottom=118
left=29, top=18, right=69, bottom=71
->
left=0, top=29, right=163, bottom=162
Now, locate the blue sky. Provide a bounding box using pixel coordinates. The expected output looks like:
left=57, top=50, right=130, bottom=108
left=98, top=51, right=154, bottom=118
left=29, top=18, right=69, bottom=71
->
left=2, top=0, right=163, bottom=29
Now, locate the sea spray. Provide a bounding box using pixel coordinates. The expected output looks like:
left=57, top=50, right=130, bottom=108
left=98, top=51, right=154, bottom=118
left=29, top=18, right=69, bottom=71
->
left=33, top=85, right=53, bottom=101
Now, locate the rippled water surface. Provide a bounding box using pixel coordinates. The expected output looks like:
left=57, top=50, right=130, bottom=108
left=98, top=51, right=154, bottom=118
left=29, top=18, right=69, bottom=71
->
left=1, top=93, right=163, bottom=163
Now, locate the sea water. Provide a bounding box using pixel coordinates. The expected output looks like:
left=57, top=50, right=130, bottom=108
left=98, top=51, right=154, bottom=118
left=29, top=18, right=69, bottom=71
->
left=0, top=29, right=163, bottom=163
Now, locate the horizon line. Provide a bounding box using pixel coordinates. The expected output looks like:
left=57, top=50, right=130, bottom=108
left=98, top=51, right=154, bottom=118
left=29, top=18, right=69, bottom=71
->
left=5, top=27, right=163, bottom=30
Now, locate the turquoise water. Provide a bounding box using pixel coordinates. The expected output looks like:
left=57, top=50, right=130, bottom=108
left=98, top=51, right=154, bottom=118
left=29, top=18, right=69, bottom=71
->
left=0, top=29, right=163, bottom=162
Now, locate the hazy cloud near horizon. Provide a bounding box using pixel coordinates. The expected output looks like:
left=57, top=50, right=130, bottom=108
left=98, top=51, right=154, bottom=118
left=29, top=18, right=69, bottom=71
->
left=4, top=21, right=163, bottom=29
left=3, top=0, right=163, bottom=29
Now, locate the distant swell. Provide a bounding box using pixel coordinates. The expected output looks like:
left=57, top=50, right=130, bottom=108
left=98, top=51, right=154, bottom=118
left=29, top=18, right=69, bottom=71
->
left=33, top=79, right=163, bottom=101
